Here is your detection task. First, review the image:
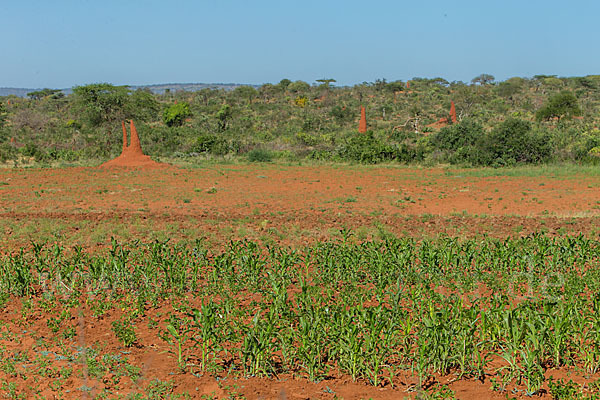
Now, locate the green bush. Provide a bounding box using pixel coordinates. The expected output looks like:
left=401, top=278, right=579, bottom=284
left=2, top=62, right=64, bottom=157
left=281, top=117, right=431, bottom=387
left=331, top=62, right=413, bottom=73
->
left=163, top=103, right=192, bottom=127
left=330, top=105, right=353, bottom=123
left=340, top=131, right=398, bottom=164
left=482, top=118, right=552, bottom=165
left=430, top=119, right=485, bottom=165
left=432, top=119, right=483, bottom=152
left=247, top=148, right=273, bottom=162
left=0, top=143, right=17, bottom=163
left=196, top=133, right=232, bottom=156
left=21, top=143, right=49, bottom=162
left=536, top=91, right=581, bottom=122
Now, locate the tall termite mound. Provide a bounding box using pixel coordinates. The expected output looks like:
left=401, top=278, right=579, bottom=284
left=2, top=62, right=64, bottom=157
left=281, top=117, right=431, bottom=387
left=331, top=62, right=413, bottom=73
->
left=100, top=121, right=165, bottom=168
left=358, top=106, right=367, bottom=133
left=450, top=101, right=457, bottom=124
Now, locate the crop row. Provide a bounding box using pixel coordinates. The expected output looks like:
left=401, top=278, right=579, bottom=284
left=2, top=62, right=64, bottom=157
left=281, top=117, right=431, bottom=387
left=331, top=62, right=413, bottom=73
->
left=1, top=234, right=600, bottom=396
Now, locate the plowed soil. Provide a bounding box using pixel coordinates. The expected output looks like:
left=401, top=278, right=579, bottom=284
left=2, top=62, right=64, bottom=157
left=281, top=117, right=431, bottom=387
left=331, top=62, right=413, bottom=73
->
left=1, top=164, right=599, bottom=399
left=1, top=165, right=599, bottom=249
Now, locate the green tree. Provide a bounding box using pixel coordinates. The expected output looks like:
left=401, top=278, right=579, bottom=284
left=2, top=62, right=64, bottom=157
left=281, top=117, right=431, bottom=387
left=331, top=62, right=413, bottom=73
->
left=278, top=79, right=292, bottom=91
left=471, top=74, right=495, bottom=85
left=432, top=119, right=484, bottom=152
left=385, top=80, right=405, bottom=93
left=431, top=119, right=484, bottom=164
left=258, top=83, right=278, bottom=101
left=27, top=88, right=64, bottom=100
left=316, top=78, right=336, bottom=88
left=73, top=83, right=161, bottom=130
left=484, top=118, right=552, bottom=165
left=429, top=77, right=450, bottom=87
left=569, top=76, right=596, bottom=89
left=72, top=83, right=131, bottom=127
left=233, top=85, right=258, bottom=105
left=216, top=104, right=233, bottom=131
left=163, top=102, right=192, bottom=127
left=287, top=80, right=310, bottom=93
left=373, top=78, right=387, bottom=91
left=495, top=78, right=524, bottom=100
left=536, top=91, right=581, bottom=122
left=128, top=89, right=160, bottom=122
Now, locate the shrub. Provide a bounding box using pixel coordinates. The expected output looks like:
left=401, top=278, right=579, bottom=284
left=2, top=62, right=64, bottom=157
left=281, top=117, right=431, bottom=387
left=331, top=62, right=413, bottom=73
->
left=294, top=96, right=308, bottom=108
left=340, top=131, right=398, bottom=164
left=330, top=105, right=353, bottom=123
left=0, top=143, right=17, bottom=163
left=196, top=133, right=231, bottom=156
left=482, top=118, right=552, bottom=165
left=430, top=119, right=484, bottom=164
left=247, top=148, right=273, bottom=162
left=163, top=103, right=192, bottom=127
left=536, top=91, right=581, bottom=122
left=21, top=143, right=49, bottom=162
left=296, top=131, right=323, bottom=146
left=572, top=130, right=600, bottom=161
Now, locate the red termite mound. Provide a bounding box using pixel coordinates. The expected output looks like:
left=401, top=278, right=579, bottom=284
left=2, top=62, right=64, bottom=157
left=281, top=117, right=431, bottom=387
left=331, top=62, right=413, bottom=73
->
left=100, top=121, right=166, bottom=168
left=450, top=100, right=457, bottom=123
left=425, top=101, right=458, bottom=132
left=358, top=106, right=367, bottom=133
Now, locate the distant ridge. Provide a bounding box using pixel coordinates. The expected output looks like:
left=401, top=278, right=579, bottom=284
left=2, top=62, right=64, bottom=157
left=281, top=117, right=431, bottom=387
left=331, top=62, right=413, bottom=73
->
left=0, top=82, right=260, bottom=97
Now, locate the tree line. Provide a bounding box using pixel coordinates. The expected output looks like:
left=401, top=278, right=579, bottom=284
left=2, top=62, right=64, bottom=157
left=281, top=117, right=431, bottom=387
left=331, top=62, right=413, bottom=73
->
left=0, top=74, right=599, bottom=166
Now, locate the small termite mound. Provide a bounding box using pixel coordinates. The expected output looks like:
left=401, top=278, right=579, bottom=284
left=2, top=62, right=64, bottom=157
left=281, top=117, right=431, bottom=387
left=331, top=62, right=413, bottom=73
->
left=100, top=121, right=166, bottom=168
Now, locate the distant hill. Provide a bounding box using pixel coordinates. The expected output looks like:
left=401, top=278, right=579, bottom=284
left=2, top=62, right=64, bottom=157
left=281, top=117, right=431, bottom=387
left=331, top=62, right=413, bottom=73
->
left=0, top=87, right=39, bottom=97
left=0, top=83, right=259, bottom=97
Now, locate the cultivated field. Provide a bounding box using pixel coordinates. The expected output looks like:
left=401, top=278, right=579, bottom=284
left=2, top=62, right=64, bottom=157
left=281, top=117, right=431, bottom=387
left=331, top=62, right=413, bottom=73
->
left=1, top=163, right=600, bottom=399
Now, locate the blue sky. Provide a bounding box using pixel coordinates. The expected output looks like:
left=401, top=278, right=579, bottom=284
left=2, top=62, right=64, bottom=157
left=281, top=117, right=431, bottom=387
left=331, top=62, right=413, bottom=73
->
left=1, top=0, right=598, bottom=88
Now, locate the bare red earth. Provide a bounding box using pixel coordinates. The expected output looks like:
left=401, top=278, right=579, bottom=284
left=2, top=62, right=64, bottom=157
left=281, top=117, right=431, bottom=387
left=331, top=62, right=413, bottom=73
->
left=1, top=165, right=600, bottom=398
left=1, top=165, right=599, bottom=251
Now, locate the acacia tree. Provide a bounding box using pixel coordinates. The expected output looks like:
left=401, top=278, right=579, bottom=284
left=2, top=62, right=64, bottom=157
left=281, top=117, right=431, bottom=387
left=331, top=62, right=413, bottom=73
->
left=72, top=83, right=159, bottom=127
left=317, top=78, right=337, bottom=88
left=471, top=74, right=495, bottom=86
left=27, top=88, right=64, bottom=100
left=536, top=91, right=581, bottom=122
left=72, top=83, right=131, bottom=127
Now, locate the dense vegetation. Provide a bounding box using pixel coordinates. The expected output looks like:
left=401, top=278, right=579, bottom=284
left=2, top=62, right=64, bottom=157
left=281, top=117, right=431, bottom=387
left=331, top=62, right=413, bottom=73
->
left=1, top=74, right=600, bottom=166
left=2, top=235, right=600, bottom=397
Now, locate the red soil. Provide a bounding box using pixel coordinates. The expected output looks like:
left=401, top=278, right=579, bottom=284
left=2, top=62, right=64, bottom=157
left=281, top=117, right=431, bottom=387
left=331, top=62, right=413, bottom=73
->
left=426, top=118, right=449, bottom=131
left=100, top=121, right=167, bottom=168
left=1, top=165, right=600, bottom=398
left=358, top=106, right=367, bottom=133
left=1, top=165, right=599, bottom=250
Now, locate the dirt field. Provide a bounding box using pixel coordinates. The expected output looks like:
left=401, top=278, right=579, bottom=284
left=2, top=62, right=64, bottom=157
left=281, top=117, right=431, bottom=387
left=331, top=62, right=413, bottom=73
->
left=1, top=164, right=600, bottom=399
left=1, top=164, right=599, bottom=249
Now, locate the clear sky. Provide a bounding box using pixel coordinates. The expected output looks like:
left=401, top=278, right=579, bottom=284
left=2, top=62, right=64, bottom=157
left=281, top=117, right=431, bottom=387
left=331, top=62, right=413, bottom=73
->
left=1, top=0, right=599, bottom=88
